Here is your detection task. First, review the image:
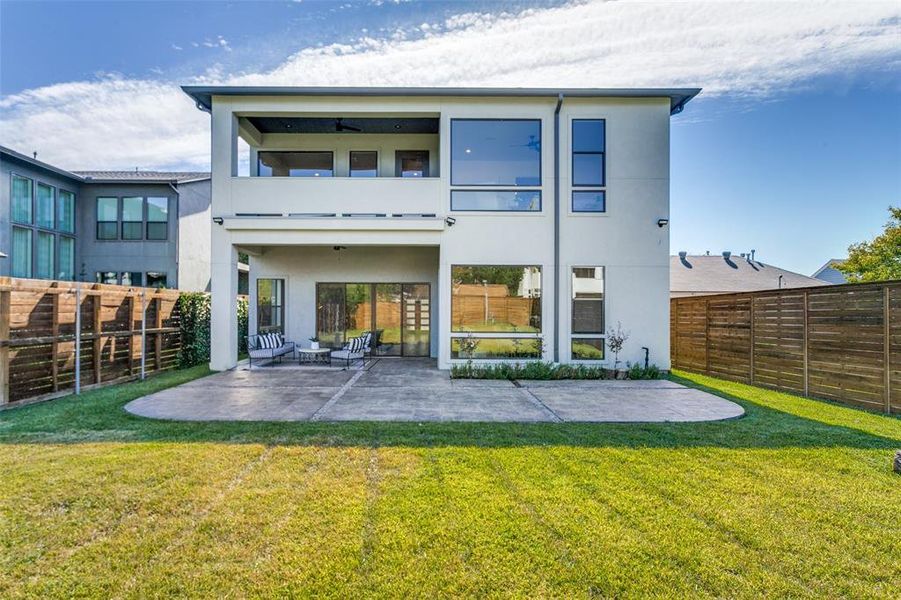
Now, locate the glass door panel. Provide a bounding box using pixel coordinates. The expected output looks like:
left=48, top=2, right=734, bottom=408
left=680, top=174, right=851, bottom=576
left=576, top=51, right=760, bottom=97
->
left=402, top=284, right=430, bottom=357
left=344, top=283, right=371, bottom=339
left=374, top=284, right=402, bottom=356
left=316, top=284, right=345, bottom=349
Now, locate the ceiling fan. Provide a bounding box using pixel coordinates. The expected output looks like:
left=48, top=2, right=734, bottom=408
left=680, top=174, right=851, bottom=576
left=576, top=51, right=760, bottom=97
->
left=335, top=118, right=362, bottom=133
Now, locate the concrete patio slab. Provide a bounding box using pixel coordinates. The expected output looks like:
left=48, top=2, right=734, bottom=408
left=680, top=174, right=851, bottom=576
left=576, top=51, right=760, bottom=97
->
left=124, top=358, right=744, bottom=423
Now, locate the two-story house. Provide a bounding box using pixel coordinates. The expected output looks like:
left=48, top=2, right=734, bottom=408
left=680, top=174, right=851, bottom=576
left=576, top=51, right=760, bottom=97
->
left=1, top=145, right=215, bottom=291
left=183, top=86, right=700, bottom=370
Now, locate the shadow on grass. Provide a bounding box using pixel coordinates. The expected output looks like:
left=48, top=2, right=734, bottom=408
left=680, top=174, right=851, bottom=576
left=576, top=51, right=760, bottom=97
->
left=1, top=366, right=899, bottom=450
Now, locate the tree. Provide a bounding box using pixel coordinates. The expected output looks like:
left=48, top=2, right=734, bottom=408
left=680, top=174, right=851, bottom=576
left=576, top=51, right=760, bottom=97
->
left=838, top=206, right=901, bottom=283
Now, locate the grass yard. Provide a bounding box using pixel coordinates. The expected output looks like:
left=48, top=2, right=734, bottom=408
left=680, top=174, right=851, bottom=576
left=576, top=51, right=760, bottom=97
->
left=1, top=368, right=900, bottom=598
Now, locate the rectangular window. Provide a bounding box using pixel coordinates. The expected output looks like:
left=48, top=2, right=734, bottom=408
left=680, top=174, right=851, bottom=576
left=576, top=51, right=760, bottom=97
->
left=120, top=271, right=142, bottom=286
left=451, top=265, right=541, bottom=333
left=122, top=197, right=143, bottom=240
left=257, top=278, right=285, bottom=333
left=11, top=227, right=32, bottom=278
left=451, top=119, right=541, bottom=186
left=97, top=197, right=118, bottom=239
left=316, top=283, right=345, bottom=348
left=35, top=231, right=55, bottom=279
left=11, top=175, right=33, bottom=224
left=146, top=272, right=168, bottom=288
left=350, top=151, right=378, bottom=177
left=57, top=190, right=75, bottom=233
left=572, top=191, right=605, bottom=213
left=571, top=119, right=606, bottom=212
left=58, top=237, right=75, bottom=280
left=451, top=337, right=541, bottom=360
left=450, top=190, right=541, bottom=212
left=571, top=266, right=605, bottom=360
left=96, top=272, right=119, bottom=285
left=146, top=197, right=168, bottom=240
left=258, top=151, right=333, bottom=177
left=36, top=183, right=55, bottom=229
left=394, top=150, right=429, bottom=178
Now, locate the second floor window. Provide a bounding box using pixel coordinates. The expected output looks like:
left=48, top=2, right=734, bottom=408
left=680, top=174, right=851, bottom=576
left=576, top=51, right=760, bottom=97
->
left=36, top=183, right=55, bottom=229
left=97, top=197, right=118, bottom=239
left=350, top=151, right=378, bottom=177
left=122, top=197, right=143, bottom=240
left=395, top=150, right=429, bottom=177
left=572, top=119, right=606, bottom=213
left=258, top=151, right=333, bottom=177
left=147, top=197, right=168, bottom=240
left=11, top=175, right=33, bottom=224
left=96, top=196, right=169, bottom=241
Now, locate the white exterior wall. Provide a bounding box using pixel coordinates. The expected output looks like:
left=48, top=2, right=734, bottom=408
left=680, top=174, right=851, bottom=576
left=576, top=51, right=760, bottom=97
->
left=207, top=93, right=672, bottom=371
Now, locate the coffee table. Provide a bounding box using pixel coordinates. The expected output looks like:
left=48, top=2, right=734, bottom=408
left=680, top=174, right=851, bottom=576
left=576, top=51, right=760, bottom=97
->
left=298, top=347, right=331, bottom=365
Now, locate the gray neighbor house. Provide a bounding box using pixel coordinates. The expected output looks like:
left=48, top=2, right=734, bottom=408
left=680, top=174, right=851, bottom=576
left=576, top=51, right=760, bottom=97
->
left=0, top=145, right=230, bottom=291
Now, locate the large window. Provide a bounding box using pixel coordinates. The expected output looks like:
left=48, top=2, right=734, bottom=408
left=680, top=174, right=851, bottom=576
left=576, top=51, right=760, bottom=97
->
left=36, top=183, right=55, bottom=229
left=11, top=175, right=33, bottom=224
left=350, top=151, right=378, bottom=177
left=122, top=197, right=143, bottom=240
left=451, top=119, right=541, bottom=186
left=146, top=197, right=168, bottom=240
left=11, top=227, right=32, bottom=278
left=35, top=232, right=55, bottom=280
left=572, top=119, right=606, bottom=212
left=257, top=279, right=285, bottom=334
left=571, top=267, right=605, bottom=360
left=450, top=265, right=542, bottom=360
left=451, top=190, right=541, bottom=212
left=58, top=190, right=75, bottom=233
left=58, top=237, right=75, bottom=280
left=97, top=197, right=118, bottom=240
left=258, top=151, right=333, bottom=177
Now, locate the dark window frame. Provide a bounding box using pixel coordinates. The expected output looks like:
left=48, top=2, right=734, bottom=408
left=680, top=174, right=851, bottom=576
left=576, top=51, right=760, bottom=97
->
left=257, top=278, right=285, bottom=334
left=145, top=197, right=169, bottom=241
left=450, top=118, right=543, bottom=188
left=10, top=172, right=34, bottom=225
left=121, top=196, right=144, bottom=241
left=570, top=266, right=606, bottom=361
left=96, top=197, right=119, bottom=240
left=450, top=264, right=543, bottom=335
left=571, top=118, right=607, bottom=213
left=349, top=150, right=379, bottom=177
left=56, top=188, right=77, bottom=234
left=257, top=151, right=335, bottom=177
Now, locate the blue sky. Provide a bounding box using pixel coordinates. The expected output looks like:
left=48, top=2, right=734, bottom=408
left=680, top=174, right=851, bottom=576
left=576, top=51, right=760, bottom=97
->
left=1, top=0, right=899, bottom=275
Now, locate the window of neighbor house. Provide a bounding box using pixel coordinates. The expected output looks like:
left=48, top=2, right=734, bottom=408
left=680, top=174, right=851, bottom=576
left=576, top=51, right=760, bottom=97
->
left=11, top=175, right=33, bottom=224
left=57, top=190, right=75, bottom=233
left=121, top=197, right=144, bottom=240
left=571, top=266, right=605, bottom=360
left=11, top=227, right=32, bottom=278
left=258, top=151, right=333, bottom=177
left=58, top=237, right=75, bottom=281
left=96, top=197, right=118, bottom=240
left=146, top=197, right=168, bottom=240
left=36, top=183, right=55, bottom=229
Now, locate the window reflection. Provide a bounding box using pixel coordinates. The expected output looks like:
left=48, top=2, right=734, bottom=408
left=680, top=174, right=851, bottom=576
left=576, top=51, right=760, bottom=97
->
left=451, top=119, right=541, bottom=186
left=451, top=265, right=541, bottom=332
left=350, top=151, right=378, bottom=177
left=258, top=151, right=334, bottom=177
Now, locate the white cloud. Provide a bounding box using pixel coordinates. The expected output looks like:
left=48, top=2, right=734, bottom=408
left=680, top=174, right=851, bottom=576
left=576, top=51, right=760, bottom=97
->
left=1, top=0, right=899, bottom=170
left=171, top=44, right=183, bottom=51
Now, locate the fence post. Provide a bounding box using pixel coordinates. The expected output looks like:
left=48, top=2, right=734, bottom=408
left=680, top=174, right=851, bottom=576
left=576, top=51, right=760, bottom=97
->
left=141, top=288, right=147, bottom=380
left=704, top=298, right=711, bottom=375
left=154, top=296, right=162, bottom=371
left=75, top=283, right=81, bottom=395
left=885, top=285, right=891, bottom=414
left=803, top=290, right=809, bottom=397
left=93, top=284, right=102, bottom=384
left=749, top=294, right=755, bottom=385
left=51, top=284, right=60, bottom=392
left=0, top=287, right=9, bottom=406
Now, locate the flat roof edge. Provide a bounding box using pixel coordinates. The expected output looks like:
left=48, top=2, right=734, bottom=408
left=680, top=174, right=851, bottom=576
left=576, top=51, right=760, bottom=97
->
left=181, top=86, right=702, bottom=115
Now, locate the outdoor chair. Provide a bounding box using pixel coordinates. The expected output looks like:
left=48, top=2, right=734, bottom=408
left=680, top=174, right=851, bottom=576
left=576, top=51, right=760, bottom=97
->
left=331, top=331, right=372, bottom=367
left=246, top=333, right=295, bottom=368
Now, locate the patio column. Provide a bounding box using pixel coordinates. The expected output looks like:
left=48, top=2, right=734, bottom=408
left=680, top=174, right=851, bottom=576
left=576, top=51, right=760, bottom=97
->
left=210, top=237, right=238, bottom=371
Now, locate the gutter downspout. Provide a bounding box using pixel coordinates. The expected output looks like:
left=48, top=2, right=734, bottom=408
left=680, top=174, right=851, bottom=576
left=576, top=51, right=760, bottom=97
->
left=553, top=93, right=563, bottom=363
left=168, top=182, right=180, bottom=289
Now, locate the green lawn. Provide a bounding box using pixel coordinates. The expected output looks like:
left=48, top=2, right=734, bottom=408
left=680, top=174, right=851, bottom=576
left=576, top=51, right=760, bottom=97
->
left=1, top=368, right=899, bottom=598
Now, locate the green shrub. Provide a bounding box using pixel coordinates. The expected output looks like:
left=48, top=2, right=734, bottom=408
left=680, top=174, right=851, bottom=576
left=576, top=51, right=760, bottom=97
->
left=177, top=294, right=250, bottom=368
left=626, top=363, right=663, bottom=380
left=450, top=361, right=610, bottom=381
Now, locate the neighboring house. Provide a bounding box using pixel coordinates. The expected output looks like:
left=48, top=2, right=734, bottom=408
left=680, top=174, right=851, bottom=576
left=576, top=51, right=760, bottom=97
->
left=184, top=85, right=700, bottom=370
left=670, top=252, right=828, bottom=298
left=812, top=259, right=848, bottom=284
left=0, top=145, right=215, bottom=291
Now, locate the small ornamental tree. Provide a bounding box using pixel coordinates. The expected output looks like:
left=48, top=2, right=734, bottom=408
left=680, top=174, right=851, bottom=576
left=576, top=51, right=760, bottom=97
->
left=838, top=206, right=901, bottom=282
left=606, top=322, right=630, bottom=370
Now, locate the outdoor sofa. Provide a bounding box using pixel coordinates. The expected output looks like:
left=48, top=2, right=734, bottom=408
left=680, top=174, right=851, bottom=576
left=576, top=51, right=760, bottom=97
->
left=246, top=333, right=295, bottom=368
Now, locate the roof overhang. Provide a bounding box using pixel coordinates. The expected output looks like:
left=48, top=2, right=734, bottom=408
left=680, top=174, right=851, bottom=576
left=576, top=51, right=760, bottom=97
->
left=182, top=86, right=702, bottom=115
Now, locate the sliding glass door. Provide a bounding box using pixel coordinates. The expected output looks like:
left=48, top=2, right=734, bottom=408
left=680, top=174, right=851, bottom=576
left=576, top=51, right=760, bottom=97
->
left=316, top=283, right=430, bottom=357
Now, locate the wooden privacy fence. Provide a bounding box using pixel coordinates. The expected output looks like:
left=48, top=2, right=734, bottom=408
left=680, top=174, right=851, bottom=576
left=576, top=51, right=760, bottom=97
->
left=0, top=277, right=182, bottom=406
left=670, top=280, right=901, bottom=414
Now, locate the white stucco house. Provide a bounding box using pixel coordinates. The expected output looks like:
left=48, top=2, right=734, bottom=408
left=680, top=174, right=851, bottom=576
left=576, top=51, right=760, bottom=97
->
left=183, top=86, right=700, bottom=370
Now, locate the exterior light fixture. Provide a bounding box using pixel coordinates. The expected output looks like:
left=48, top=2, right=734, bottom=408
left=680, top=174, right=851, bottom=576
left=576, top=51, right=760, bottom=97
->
left=445, top=216, right=456, bottom=227
left=657, top=218, right=669, bottom=228
left=213, top=217, right=224, bottom=225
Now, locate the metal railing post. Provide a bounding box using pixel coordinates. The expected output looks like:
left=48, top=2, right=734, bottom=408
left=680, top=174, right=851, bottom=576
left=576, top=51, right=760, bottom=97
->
left=74, top=283, right=81, bottom=395
left=141, top=288, right=147, bottom=380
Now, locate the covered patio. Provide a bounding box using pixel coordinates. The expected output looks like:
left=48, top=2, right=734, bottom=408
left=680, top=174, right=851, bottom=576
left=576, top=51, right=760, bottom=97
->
left=125, top=359, right=744, bottom=423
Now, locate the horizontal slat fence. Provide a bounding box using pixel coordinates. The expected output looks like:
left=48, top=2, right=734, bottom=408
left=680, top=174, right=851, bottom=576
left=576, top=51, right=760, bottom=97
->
left=0, top=277, right=182, bottom=406
left=671, top=281, right=901, bottom=414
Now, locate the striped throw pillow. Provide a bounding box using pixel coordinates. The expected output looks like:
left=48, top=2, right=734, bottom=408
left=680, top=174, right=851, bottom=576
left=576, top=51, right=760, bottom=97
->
left=267, top=333, right=281, bottom=348
left=257, top=334, right=271, bottom=350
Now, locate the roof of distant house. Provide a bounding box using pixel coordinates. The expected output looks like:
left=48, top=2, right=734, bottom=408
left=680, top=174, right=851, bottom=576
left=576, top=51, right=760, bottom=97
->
left=812, top=259, right=847, bottom=278
left=182, top=85, right=702, bottom=115
left=74, top=170, right=210, bottom=184
left=1, top=145, right=209, bottom=184
left=671, top=254, right=829, bottom=296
